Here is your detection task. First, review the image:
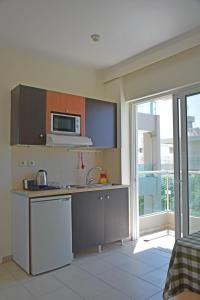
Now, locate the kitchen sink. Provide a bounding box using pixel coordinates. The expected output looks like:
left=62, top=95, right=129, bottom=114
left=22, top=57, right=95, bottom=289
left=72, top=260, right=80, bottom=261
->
left=66, top=183, right=115, bottom=189
left=87, top=183, right=113, bottom=188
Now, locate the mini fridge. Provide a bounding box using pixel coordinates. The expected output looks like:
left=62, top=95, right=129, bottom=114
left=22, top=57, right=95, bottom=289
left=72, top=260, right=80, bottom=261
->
left=30, top=195, right=72, bottom=275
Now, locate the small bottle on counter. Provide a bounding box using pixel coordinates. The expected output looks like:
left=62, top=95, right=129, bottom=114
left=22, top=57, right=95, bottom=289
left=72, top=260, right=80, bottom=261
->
left=99, top=170, right=109, bottom=184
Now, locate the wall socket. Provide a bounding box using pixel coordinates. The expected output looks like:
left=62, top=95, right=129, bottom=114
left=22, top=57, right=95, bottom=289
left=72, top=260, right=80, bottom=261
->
left=18, top=160, right=36, bottom=167
left=28, top=160, right=36, bottom=167
left=18, top=160, right=27, bottom=167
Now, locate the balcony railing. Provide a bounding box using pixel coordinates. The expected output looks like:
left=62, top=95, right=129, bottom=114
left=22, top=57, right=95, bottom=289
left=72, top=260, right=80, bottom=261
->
left=138, top=170, right=174, bottom=216
left=139, top=170, right=200, bottom=217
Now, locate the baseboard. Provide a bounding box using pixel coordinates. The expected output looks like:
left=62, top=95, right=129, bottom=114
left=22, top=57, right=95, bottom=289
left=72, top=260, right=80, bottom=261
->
left=140, top=225, right=168, bottom=236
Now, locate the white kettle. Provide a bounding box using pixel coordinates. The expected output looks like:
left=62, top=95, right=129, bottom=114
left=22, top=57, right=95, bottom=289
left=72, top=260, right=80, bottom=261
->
left=36, top=169, right=48, bottom=187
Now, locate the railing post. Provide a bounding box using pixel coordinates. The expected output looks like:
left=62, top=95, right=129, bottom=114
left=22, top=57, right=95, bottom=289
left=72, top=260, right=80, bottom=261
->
left=166, top=174, right=170, bottom=212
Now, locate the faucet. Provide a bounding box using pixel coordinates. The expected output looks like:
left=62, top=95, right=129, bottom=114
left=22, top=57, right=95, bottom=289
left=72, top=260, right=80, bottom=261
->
left=86, top=166, right=102, bottom=185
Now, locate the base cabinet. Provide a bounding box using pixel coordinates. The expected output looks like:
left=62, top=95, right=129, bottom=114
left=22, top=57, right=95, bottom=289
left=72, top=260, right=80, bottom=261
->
left=72, top=188, right=129, bottom=253
left=72, top=191, right=104, bottom=253
left=104, top=188, right=129, bottom=243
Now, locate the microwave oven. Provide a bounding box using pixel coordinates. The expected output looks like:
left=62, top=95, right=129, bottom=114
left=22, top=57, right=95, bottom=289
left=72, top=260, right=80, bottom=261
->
left=51, top=113, right=81, bottom=135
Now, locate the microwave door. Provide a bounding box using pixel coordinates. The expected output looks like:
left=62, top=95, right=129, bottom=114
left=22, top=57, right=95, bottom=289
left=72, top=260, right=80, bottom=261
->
left=51, top=114, right=80, bottom=135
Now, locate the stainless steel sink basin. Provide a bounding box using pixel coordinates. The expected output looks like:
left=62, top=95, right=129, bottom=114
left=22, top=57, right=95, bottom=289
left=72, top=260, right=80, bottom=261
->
left=87, top=183, right=113, bottom=188
left=66, top=183, right=114, bottom=189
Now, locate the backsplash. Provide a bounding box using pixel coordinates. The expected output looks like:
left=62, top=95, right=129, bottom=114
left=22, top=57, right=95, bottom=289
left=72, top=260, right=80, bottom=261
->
left=11, top=146, right=121, bottom=189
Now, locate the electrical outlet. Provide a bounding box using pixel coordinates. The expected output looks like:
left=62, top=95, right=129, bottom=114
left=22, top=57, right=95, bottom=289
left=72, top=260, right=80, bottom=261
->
left=19, top=160, right=27, bottom=167
left=28, top=160, right=36, bottom=167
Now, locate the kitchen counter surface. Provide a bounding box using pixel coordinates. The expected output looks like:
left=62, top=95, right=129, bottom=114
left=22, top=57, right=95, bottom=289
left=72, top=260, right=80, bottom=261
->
left=12, top=184, right=129, bottom=198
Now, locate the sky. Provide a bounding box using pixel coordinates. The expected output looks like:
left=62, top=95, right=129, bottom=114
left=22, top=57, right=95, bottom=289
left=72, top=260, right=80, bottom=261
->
left=137, top=96, right=173, bottom=139
left=137, top=93, right=200, bottom=139
left=187, top=93, right=200, bottom=128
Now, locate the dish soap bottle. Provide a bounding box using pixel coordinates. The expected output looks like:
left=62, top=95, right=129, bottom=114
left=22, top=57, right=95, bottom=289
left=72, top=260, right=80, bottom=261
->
left=99, top=170, right=108, bottom=184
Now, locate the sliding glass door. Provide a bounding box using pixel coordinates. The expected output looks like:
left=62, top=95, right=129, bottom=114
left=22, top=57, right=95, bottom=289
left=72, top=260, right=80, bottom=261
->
left=134, top=96, right=175, bottom=238
left=174, top=86, right=200, bottom=237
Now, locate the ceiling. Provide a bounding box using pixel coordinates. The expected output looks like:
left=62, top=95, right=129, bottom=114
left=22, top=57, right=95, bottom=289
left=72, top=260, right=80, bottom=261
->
left=0, top=0, right=200, bottom=69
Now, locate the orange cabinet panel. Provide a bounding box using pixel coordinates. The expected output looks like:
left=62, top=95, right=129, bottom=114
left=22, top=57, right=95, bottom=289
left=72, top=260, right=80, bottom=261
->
left=46, top=91, right=85, bottom=135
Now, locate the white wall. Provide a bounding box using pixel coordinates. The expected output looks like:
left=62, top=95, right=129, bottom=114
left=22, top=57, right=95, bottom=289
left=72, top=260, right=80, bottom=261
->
left=124, top=44, right=200, bottom=101
left=0, top=46, right=107, bottom=262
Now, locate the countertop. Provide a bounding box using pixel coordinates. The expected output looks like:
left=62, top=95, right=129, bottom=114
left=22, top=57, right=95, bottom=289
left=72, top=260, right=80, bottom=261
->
left=12, top=184, right=129, bottom=198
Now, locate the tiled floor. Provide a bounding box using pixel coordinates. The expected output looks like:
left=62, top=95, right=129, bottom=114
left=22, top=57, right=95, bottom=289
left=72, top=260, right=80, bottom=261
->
left=0, top=232, right=175, bottom=300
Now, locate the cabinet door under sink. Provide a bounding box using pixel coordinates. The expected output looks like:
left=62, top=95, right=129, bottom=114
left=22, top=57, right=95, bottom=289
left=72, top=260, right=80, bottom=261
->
left=72, top=191, right=104, bottom=253
left=104, top=188, right=129, bottom=243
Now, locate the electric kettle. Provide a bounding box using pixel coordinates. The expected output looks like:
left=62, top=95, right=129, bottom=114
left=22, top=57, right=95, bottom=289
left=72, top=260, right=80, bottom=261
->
left=36, top=169, right=48, bottom=187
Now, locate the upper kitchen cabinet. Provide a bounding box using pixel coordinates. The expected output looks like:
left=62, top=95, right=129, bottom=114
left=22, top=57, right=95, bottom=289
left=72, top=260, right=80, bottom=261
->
left=11, top=85, right=117, bottom=147
left=46, top=91, right=85, bottom=135
left=11, top=85, right=46, bottom=145
left=86, top=98, right=117, bottom=148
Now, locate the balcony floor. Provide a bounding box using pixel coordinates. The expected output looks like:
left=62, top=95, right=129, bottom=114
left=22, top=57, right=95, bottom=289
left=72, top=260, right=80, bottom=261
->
left=136, top=230, right=175, bottom=254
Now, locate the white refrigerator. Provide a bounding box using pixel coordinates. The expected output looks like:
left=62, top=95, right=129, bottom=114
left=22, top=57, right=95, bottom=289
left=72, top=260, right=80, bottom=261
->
left=30, top=195, right=72, bottom=275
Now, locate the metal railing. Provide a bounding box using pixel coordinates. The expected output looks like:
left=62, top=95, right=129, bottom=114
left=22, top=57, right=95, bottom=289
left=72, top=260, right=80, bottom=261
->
left=138, top=170, right=200, bottom=217
left=138, top=170, right=174, bottom=216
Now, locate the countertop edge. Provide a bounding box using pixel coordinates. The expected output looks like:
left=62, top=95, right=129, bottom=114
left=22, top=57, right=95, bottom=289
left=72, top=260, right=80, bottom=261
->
left=12, top=185, right=130, bottom=198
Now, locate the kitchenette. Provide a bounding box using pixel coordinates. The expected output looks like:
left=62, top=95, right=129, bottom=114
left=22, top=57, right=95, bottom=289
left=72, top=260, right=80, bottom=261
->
left=10, top=84, right=129, bottom=276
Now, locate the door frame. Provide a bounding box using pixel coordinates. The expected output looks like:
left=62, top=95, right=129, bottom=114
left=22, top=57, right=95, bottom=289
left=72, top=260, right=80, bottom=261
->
left=130, top=96, right=173, bottom=239
left=130, top=103, right=139, bottom=240
left=130, top=83, right=200, bottom=240
left=173, top=85, right=200, bottom=238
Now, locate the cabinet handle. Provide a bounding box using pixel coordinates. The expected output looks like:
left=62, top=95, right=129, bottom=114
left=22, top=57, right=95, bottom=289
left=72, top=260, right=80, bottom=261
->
left=39, top=133, right=44, bottom=139
left=99, top=196, right=103, bottom=200
left=105, top=195, right=110, bottom=200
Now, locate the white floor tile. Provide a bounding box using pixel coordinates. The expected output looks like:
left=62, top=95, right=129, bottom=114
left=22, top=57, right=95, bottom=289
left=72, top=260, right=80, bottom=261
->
left=152, top=248, right=172, bottom=258
left=38, top=286, right=83, bottom=300
left=97, top=268, right=160, bottom=300
left=0, top=265, right=10, bottom=277
left=65, top=276, right=110, bottom=299
left=118, top=259, right=156, bottom=276
left=139, top=268, right=167, bottom=289
left=116, top=245, right=137, bottom=257
left=11, top=269, right=30, bottom=281
left=0, top=285, right=35, bottom=300
left=0, top=262, right=30, bottom=289
left=101, top=252, right=135, bottom=267
left=0, top=273, right=18, bottom=289
left=78, top=258, right=114, bottom=275
left=147, top=291, right=164, bottom=300
left=0, top=234, right=174, bottom=300
left=3, top=261, right=22, bottom=273
left=92, top=287, right=132, bottom=300
left=52, top=264, right=91, bottom=286
left=160, top=263, right=169, bottom=272
left=22, top=274, right=64, bottom=298
left=133, top=251, right=170, bottom=268
left=101, top=243, right=123, bottom=254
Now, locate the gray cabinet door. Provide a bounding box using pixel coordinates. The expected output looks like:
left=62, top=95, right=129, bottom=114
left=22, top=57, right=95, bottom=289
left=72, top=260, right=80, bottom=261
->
left=104, top=188, right=129, bottom=243
left=72, top=191, right=104, bottom=253
left=11, top=85, right=46, bottom=145
left=86, top=98, right=117, bottom=148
